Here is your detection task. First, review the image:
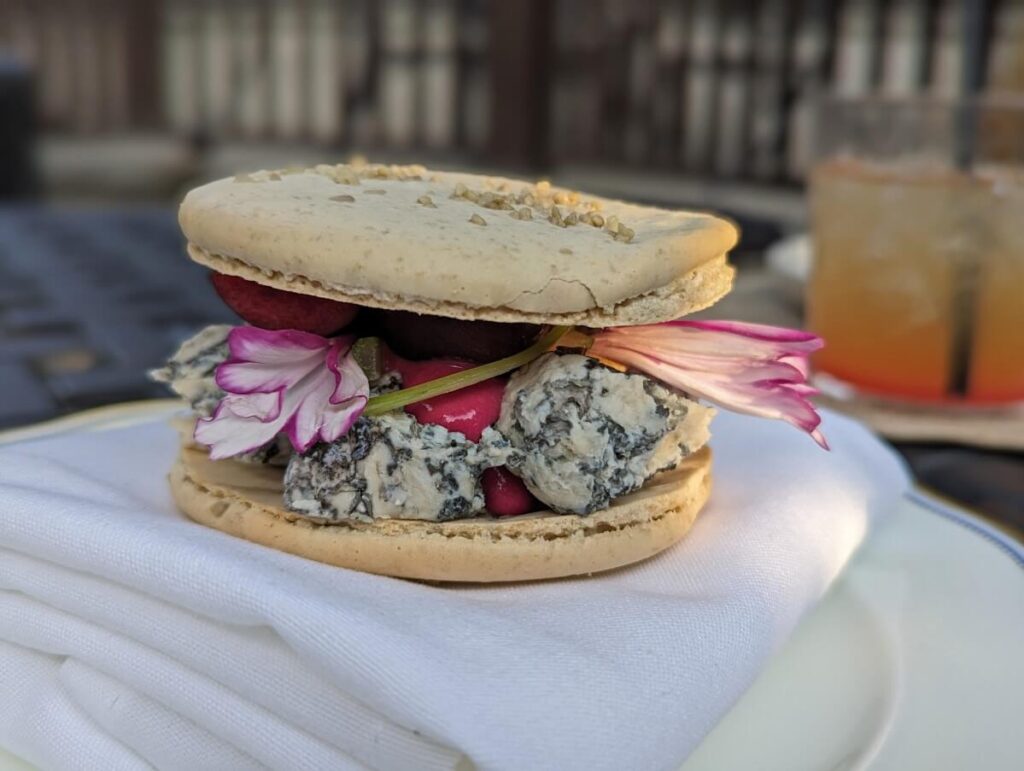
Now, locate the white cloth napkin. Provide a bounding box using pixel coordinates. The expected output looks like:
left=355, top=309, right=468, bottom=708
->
left=0, top=408, right=908, bottom=771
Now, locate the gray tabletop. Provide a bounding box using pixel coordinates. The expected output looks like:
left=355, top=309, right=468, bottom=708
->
left=0, top=206, right=234, bottom=427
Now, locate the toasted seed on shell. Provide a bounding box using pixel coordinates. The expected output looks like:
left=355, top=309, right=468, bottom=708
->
left=328, top=164, right=360, bottom=185
left=330, top=194, right=356, bottom=203
left=468, top=213, right=486, bottom=226
left=416, top=194, right=436, bottom=207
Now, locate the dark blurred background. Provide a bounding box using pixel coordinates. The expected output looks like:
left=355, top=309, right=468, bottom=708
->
left=1, top=0, right=1022, bottom=524
left=7, top=1, right=1024, bottom=204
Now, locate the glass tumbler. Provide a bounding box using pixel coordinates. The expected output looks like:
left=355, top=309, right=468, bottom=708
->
left=807, top=96, right=1024, bottom=404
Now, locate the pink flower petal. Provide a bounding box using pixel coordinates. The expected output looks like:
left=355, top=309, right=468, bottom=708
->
left=194, top=395, right=291, bottom=459
left=221, top=390, right=282, bottom=421
left=809, top=428, right=829, bottom=450
left=228, top=327, right=333, bottom=363
left=193, top=328, right=369, bottom=459
left=665, top=319, right=824, bottom=344
left=780, top=353, right=811, bottom=379
left=281, top=369, right=337, bottom=452
left=326, top=343, right=370, bottom=405
left=590, top=320, right=828, bottom=448
left=311, top=346, right=369, bottom=444
left=320, top=395, right=368, bottom=443
left=215, top=358, right=321, bottom=394
left=599, top=323, right=821, bottom=361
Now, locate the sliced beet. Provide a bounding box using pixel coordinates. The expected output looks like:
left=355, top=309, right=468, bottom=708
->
left=210, top=273, right=358, bottom=335
left=377, top=310, right=540, bottom=362
left=483, top=467, right=538, bottom=516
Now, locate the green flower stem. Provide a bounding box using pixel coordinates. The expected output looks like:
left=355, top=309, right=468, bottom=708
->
left=363, top=325, right=573, bottom=416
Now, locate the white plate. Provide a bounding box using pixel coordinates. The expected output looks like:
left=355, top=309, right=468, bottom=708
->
left=2, top=403, right=1022, bottom=770
left=684, top=492, right=1024, bottom=771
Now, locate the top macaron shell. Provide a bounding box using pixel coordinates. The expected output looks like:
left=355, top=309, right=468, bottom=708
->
left=179, top=164, right=738, bottom=326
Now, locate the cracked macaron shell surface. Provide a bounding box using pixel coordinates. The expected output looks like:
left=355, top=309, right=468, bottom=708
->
left=178, top=168, right=738, bottom=316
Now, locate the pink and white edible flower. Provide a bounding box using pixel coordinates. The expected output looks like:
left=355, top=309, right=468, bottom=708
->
left=589, top=320, right=828, bottom=449
left=194, top=327, right=369, bottom=460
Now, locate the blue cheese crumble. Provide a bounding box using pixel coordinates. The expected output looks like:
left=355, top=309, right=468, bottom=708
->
left=149, top=324, right=232, bottom=418
left=496, top=353, right=713, bottom=515
left=284, top=413, right=514, bottom=523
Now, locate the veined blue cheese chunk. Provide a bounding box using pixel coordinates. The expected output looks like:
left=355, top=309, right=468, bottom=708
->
left=284, top=413, right=514, bottom=523
left=496, top=353, right=713, bottom=515
left=149, top=324, right=232, bottom=418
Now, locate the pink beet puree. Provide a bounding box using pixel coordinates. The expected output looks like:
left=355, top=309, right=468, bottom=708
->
left=383, top=350, right=536, bottom=516
left=482, top=467, right=538, bottom=517
left=383, top=355, right=503, bottom=442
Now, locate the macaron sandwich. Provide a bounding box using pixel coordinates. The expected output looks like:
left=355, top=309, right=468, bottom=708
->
left=153, top=162, right=826, bottom=582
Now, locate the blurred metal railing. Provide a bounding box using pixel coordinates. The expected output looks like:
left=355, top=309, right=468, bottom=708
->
left=1, top=0, right=1023, bottom=180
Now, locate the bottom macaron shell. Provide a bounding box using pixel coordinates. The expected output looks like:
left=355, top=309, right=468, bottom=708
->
left=169, top=444, right=712, bottom=583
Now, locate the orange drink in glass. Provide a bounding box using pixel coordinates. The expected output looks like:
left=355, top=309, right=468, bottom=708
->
left=807, top=99, right=1024, bottom=404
